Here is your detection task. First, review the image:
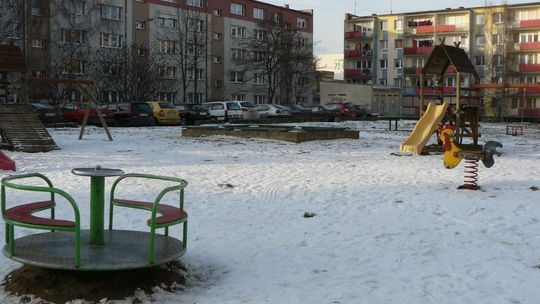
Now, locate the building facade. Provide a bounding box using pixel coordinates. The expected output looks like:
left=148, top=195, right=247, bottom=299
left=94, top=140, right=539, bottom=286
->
left=1, top=0, right=314, bottom=105
left=344, top=2, right=540, bottom=117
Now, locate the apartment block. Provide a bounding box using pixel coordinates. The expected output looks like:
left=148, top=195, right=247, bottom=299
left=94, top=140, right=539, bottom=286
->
left=344, top=2, right=540, bottom=117
left=1, top=0, right=313, bottom=105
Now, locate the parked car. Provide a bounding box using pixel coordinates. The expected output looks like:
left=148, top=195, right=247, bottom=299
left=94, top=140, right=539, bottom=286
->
left=202, top=101, right=243, bottom=121
left=324, top=102, right=358, bottom=117
left=61, top=102, right=115, bottom=126
left=256, top=104, right=291, bottom=118
left=175, top=103, right=212, bottom=125
left=31, top=103, right=62, bottom=124
left=310, top=105, right=342, bottom=118
left=235, top=101, right=259, bottom=120
left=146, top=101, right=181, bottom=125
left=106, top=102, right=155, bottom=127
left=351, top=104, right=370, bottom=118
left=285, top=104, right=312, bottom=116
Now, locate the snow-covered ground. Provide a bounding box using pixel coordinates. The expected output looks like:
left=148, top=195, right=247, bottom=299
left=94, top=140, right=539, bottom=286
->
left=1, top=120, right=540, bottom=303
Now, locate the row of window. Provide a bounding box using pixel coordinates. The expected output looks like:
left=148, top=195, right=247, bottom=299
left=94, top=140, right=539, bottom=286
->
left=228, top=3, right=309, bottom=28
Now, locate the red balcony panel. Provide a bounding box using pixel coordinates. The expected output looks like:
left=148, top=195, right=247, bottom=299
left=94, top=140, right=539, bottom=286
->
left=519, top=64, right=540, bottom=72
left=345, top=31, right=362, bottom=39
left=518, top=108, right=540, bottom=116
left=416, top=25, right=434, bottom=34
left=415, top=87, right=455, bottom=95
left=415, top=67, right=423, bottom=74
left=434, top=25, right=456, bottom=32
left=520, top=42, right=540, bottom=50
left=403, top=47, right=416, bottom=55
left=403, top=46, right=433, bottom=55
left=447, top=66, right=456, bottom=73
left=519, top=88, right=540, bottom=94
left=520, top=19, right=540, bottom=28
left=344, top=69, right=361, bottom=77
left=344, top=50, right=362, bottom=57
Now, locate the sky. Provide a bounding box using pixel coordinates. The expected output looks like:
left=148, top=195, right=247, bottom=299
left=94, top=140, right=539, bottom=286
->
left=264, top=0, right=530, bottom=55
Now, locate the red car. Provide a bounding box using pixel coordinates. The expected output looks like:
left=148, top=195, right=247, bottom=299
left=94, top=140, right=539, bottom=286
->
left=324, top=102, right=358, bottom=117
left=62, top=102, right=115, bottom=125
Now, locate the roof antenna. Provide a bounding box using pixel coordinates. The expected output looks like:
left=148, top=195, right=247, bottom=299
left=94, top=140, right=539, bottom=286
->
left=390, top=0, right=393, bottom=14
left=354, top=1, right=357, bottom=15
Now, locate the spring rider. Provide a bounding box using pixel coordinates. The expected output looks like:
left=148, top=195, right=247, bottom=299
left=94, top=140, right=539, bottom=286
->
left=439, top=125, right=503, bottom=190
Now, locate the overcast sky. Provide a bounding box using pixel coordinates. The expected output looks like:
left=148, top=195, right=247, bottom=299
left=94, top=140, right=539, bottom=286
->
left=263, top=0, right=530, bottom=55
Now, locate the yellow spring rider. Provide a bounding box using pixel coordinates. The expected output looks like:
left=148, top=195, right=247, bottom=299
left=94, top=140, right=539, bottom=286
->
left=439, top=125, right=503, bottom=190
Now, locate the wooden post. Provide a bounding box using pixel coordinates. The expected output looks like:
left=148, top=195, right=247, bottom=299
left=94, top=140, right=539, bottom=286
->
left=76, top=83, right=113, bottom=141
left=456, top=72, right=462, bottom=143
left=420, top=72, right=425, bottom=113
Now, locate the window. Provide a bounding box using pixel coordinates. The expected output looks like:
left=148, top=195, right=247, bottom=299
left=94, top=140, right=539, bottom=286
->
left=99, top=33, right=123, bottom=48
left=395, top=39, right=403, bottom=49
left=214, top=56, right=222, bottom=63
left=519, top=53, right=538, bottom=64
left=187, top=44, right=195, bottom=55
left=380, top=20, right=388, bottom=31
left=8, top=0, right=17, bottom=6
left=394, top=78, right=402, bottom=86
left=231, top=48, right=246, bottom=60
left=31, top=7, right=43, bottom=16
left=7, top=23, right=20, bottom=38
left=187, top=0, right=203, bottom=7
left=103, top=91, right=120, bottom=103
left=135, top=21, right=145, bottom=30
left=254, top=73, right=265, bottom=84
left=214, top=9, right=222, bottom=16
left=61, top=29, right=87, bottom=44
left=104, top=64, right=122, bottom=77
left=273, top=12, right=281, bottom=23
left=476, top=35, right=485, bottom=46
left=380, top=39, right=388, bottom=50
left=519, top=33, right=539, bottom=43
left=254, top=51, right=264, bottom=61
left=157, top=92, right=176, bottom=103
left=394, top=59, right=402, bottom=68
left=255, top=30, right=266, bottom=41
left=213, top=80, right=222, bottom=87
left=298, top=37, right=308, bottom=47
left=156, top=40, right=177, bottom=53
left=231, top=26, right=245, bottom=38
left=493, top=12, right=503, bottom=23
left=231, top=94, right=245, bottom=101
left=187, top=68, right=204, bottom=80
left=493, top=55, right=503, bottom=66
left=31, top=39, right=45, bottom=48
left=62, top=1, right=86, bottom=15
left=445, top=77, right=455, bottom=87
left=475, top=55, right=485, bottom=66
left=188, top=93, right=204, bottom=103
left=231, top=3, right=245, bottom=16
left=394, top=19, right=402, bottom=30
left=160, top=66, right=177, bottom=79
left=297, top=77, right=310, bottom=87
left=476, top=14, right=485, bottom=25
left=32, top=70, right=46, bottom=78
left=213, top=33, right=222, bottom=40
left=492, top=34, right=503, bottom=45
left=230, top=71, right=244, bottom=83
left=158, top=16, right=177, bottom=28
left=379, top=79, right=387, bottom=85
left=254, top=95, right=266, bottom=104
left=188, top=18, right=204, bottom=32
left=297, top=18, right=308, bottom=29
left=137, top=48, right=146, bottom=56
left=101, top=5, right=122, bottom=20
left=62, top=59, right=86, bottom=75
left=254, top=8, right=265, bottom=20
left=380, top=59, right=388, bottom=69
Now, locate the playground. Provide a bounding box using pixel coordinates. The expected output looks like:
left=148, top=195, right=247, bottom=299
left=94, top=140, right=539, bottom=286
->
left=0, top=121, right=539, bottom=303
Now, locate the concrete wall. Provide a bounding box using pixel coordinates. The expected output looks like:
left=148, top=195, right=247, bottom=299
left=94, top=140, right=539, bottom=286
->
left=320, top=81, right=372, bottom=107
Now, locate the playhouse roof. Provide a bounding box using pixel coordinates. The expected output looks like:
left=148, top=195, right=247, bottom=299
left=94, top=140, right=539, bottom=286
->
left=422, top=44, right=479, bottom=80
left=0, top=45, right=27, bottom=73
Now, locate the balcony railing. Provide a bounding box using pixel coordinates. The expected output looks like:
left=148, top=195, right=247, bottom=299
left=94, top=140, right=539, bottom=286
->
left=344, top=68, right=371, bottom=77
left=403, top=87, right=456, bottom=95
left=345, top=31, right=364, bottom=39
left=520, top=64, right=540, bottom=72
left=518, top=108, right=540, bottom=116
left=520, top=42, right=540, bottom=50
left=415, top=24, right=457, bottom=34
left=403, top=46, right=434, bottom=55
left=514, top=88, right=540, bottom=94
left=344, top=50, right=372, bottom=57
left=520, top=19, right=540, bottom=28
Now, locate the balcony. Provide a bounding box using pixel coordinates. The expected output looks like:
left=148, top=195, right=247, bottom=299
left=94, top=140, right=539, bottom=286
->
left=520, top=42, right=540, bottom=50
left=415, top=24, right=456, bottom=34
left=520, top=19, right=540, bottom=28
left=519, top=64, right=540, bottom=72
left=345, top=31, right=363, bottom=39
left=344, top=50, right=372, bottom=57
left=403, top=46, right=434, bottom=55
left=513, top=88, right=540, bottom=94
left=518, top=108, right=540, bottom=116
left=344, top=69, right=372, bottom=77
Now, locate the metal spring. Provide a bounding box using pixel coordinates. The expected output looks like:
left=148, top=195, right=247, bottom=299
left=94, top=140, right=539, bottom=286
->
left=463, top=159, right=479, bottom=188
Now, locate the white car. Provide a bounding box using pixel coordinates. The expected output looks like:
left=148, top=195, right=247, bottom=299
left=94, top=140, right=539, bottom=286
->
left=256, top=104, right=291, bottom=118
left=233, top=101, right=260, bottom=120
left=202, top=101, right=243, bottom=121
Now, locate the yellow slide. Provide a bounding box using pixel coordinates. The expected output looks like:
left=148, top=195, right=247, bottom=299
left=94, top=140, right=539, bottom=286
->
left=400, top=101, right=449, bottom=154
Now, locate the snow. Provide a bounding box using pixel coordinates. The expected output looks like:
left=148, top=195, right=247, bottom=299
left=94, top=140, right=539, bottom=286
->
left=1, top=121, right=540, bottom=303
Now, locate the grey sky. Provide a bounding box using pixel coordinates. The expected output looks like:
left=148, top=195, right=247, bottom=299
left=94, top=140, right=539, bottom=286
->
left=264, top=0, right=530, bottom=55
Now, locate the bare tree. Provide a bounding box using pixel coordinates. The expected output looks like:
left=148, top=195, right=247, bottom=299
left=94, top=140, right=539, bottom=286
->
left=242, top=19, right=314, bottom=104
left=0, top=0, right=23, bottom=44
